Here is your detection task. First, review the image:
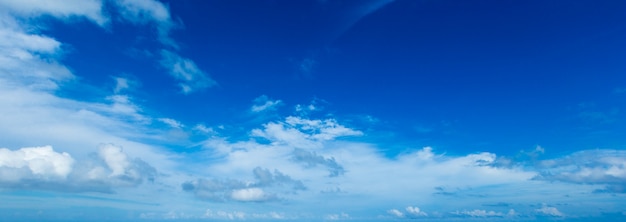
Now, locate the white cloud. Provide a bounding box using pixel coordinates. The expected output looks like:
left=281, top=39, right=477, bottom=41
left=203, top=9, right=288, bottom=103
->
left=452, top=209, right=504, bottom=217
left=160, top=50, right=216, bottom=94
left=405, top=206, right=427, bottom=217
left=231, top=188, right=267, bottom=202
left=113, top=77, right=133, bottom=93
left=114, top=0, right=175, bottom=46
left=534, top=149, right=626, bottom=193
left=0, top=146, right=74, bottom=181
left=250, top=116, right=362, bottom=149
left=387, top=209, right=404, bottom=218
left=0, top=144, right=156, bottom=192
left=251, top=95, right=283, bottom=112
left=536, top=204, right=564, bottom=217
left=0, top=0, right=107, bottom=25
left=0, top=15, right=72, bottom=90
left=158, top=118, right=184, bottom=129
left=193, top=124, right=216, bottom=134
left=98, top=144, right=132, bottom=177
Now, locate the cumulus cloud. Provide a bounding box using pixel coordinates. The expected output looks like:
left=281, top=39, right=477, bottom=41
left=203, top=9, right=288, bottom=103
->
left=0, top=144, right=156, bottom=192
left=405, top=206, right=427, bottom=217
left=387, top=209, right=404, bottom=218
left=231, top=187, right=268, bottom=202
left=0, top=146, right=73, bottom=181
left=251, top=95, right=282, bottom=112
left=536, top=204, right=564, bottom=217
left=160, top=50, right=216, bottom=94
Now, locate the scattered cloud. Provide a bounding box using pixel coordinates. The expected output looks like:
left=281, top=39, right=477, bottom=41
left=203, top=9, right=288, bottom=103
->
left=160, top=49, right=216, bottom=94
left=291, top=148, right=345, bottom=177
left=406, top=206, right=427, bottom=217
left=536, top=204, right=564, bottom=217
left=181, top=167, right=304, bottom=202
left=533, top=149, right=626, bottom=193
left=452, top=209, right=508, bottom=217
left=0, top=144, right=156, bottom=192
left=0, top=0, right=107, bottom=25
left=251, top=95, right=283, bottom=112
left=114, top=0, right=176, bottom=47
left=387, top=209, right=404, bottom=218
left=158, top=118, right=184, bottom=129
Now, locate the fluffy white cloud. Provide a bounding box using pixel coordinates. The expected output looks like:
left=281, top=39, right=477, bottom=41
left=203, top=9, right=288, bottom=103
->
left=387, top=209, right=404, bottom=218
left=0, top=144, right=156, bottom=192
left=536, top=204, right=564, bottom=217
left=231, top=188, right=267, bottom=202
left=0, top=0, right=106, bottom=25
left=0, top=146, right=73, bottom=181
left=405, top=206, right=427, bottom=217
left=160, top=50, right=216, bottom=94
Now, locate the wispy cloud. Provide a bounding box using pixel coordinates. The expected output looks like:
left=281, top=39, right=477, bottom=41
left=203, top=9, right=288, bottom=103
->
left=251, top=95, right=283, bottom=112
left=160, top=49, right=216, bottom=94
left=0, top=0, right=107, bottom=25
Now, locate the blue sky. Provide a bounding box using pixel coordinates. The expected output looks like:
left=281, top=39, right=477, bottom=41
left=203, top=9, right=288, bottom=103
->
left=0, top=0, right=625, bottom=221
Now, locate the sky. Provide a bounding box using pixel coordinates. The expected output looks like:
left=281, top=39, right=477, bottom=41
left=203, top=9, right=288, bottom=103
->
left=0, top=0, right=625, bottom=221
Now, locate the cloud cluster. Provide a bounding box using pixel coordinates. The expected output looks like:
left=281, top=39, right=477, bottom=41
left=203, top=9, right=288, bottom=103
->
left=0, top=146, right=73, bottom=181
left=0, top=144, right=155, bottom=192
left=251, top=116, right=363, bottom=148
left=182, top=167, right=304, bottom=202
left=534, top=149, right=626, bottom=193
left=387, top=206, right=427, bottom=218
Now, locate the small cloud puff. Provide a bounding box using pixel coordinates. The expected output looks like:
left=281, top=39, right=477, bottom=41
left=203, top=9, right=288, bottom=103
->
left=536, top=204, right=564, bottom=217
left=387, top=209, right=404, bottom=218
left=251, top=95, right=283, bottom=112
left=158, top=118, right=184, bottom=129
